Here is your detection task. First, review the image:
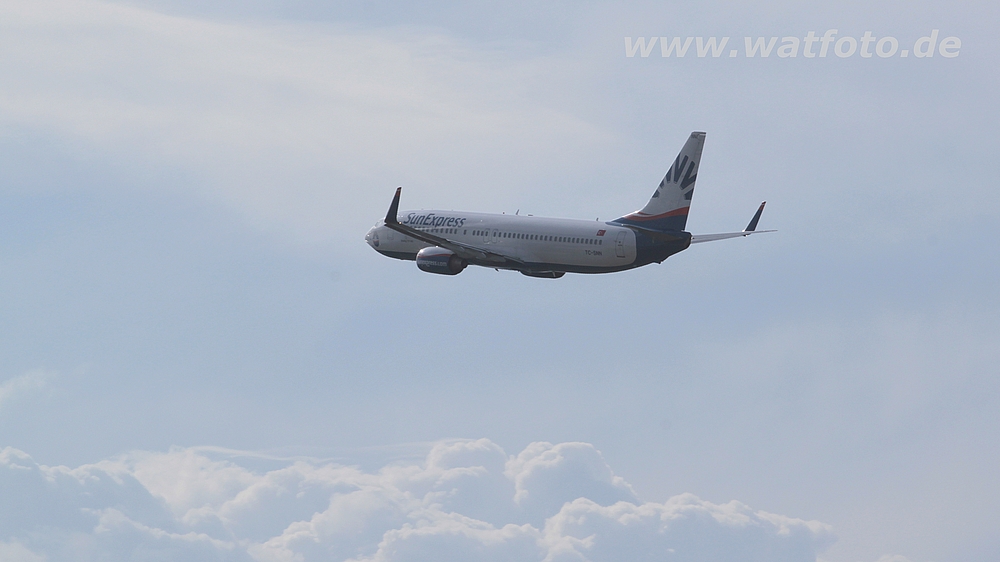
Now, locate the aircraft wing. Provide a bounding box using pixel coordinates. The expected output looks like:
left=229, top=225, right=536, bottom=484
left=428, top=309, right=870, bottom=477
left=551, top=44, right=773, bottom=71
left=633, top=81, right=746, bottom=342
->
left=382, top=188, right=524, bottom=265
left=690, top=201, right=776, bottom=244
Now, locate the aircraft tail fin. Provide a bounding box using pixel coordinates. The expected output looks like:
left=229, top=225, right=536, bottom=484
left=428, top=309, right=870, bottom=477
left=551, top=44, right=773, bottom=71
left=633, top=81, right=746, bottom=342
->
left=613, top=131, right=705, bottom=232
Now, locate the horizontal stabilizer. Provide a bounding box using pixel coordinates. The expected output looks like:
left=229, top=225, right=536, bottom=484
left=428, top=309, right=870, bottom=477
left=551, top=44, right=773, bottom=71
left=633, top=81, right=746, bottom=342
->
left=690, top=201, right=775, bottom=244
left=690, top=229, right=775, bottom=244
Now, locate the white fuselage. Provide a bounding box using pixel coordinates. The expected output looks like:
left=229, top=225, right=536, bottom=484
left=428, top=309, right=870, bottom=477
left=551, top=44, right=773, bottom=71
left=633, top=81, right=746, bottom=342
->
left=365, top=210, right=638, bottom=273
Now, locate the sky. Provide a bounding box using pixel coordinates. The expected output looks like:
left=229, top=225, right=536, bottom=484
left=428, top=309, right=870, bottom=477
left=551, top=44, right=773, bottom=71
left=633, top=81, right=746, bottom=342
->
left=1, top=1, right=998, bottom=561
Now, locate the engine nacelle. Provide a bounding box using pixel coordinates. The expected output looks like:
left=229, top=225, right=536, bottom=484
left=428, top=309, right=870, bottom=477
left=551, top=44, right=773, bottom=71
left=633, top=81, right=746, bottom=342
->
left=416, top=247, right=467, bottom=275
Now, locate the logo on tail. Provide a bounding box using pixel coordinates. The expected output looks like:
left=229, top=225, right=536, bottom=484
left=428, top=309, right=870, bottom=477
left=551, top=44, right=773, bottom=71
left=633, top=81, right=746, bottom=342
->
left=664, top=154, right=697, bottom=190
left=613, top=131, right=706, bottom=232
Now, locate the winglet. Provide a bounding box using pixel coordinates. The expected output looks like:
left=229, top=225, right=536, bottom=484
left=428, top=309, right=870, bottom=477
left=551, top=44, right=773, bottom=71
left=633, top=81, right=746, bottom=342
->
left=744, top=201, right=766, bottom=232
left=385, top=187, right=402, bottom=225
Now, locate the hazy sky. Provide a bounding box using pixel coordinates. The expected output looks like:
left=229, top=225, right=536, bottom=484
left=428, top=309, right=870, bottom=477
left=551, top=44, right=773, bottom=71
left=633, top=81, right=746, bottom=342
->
left=1, top=1, right=998, bottom=561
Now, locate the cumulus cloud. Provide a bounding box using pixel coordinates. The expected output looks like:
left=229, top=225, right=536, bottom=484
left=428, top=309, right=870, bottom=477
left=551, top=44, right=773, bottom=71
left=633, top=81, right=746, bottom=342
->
left=506, top=441, right=637, bottom=520
left=0, top=439, right=834, bottom=561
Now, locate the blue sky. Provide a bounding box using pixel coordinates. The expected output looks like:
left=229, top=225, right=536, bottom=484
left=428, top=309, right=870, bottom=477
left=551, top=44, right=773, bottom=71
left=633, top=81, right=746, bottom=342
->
left=1, top=1, right=998, bottom=561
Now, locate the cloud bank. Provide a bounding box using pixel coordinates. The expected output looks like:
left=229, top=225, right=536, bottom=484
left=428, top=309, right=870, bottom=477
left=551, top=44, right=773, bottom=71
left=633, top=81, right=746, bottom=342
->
left=0, top=439, right=833, bottom=561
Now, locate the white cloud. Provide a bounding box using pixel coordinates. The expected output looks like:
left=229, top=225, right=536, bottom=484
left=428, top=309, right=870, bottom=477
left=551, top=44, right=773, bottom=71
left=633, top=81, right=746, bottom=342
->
left=0, top=541, right=46, bottom=562
left=0, top=370, right=52, bottom=412
left=0, top=439, right=833, bottom=561
left=871, top=556, right=915, bottom=562
left=506, top=441, right=637, bottom=520
left=541, top=496, right=834, bottom=562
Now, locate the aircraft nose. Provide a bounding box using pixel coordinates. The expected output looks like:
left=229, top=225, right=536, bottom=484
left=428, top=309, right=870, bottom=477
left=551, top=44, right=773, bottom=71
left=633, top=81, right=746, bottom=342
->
left=365, top=227, right=379, bottom=249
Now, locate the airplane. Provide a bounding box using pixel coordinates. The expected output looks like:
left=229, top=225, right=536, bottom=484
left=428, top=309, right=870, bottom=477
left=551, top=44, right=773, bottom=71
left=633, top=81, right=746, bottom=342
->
left=364, top=131, right=774, bottom=278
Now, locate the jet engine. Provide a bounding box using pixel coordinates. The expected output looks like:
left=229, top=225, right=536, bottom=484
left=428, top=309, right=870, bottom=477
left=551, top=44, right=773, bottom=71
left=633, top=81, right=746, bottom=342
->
left=416, top=247, right=467, bottom=275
